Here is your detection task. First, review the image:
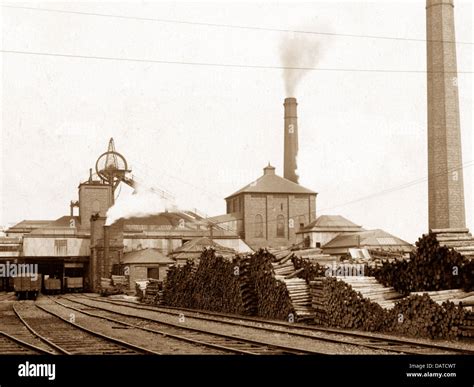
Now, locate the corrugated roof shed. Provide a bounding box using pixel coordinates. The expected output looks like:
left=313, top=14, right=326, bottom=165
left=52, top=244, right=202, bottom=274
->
left=322, top=229, right=413, bottom=254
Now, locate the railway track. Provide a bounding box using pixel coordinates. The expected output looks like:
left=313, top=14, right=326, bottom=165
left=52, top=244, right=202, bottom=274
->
left=12, top=302, right=160, bottom=355
left=0, top=331, right=53, bottom=355
left=51, top=297, right=329, bottom=355
left=70, top=294, right=474, bottom=355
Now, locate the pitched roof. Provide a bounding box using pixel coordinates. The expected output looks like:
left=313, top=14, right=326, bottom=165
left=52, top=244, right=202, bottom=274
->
left=322, top=229, right=413, bottom=253
left=226, top=165, right=316, bottom=199
left=8, top=220, right=53, bottom=231
left=170, top=237, right=237, bottom=260
left=207, top=213, right=243, bottom=224
left=299, top=215, right=363, bottom=233
left=123, top=248, right=175, bottom=265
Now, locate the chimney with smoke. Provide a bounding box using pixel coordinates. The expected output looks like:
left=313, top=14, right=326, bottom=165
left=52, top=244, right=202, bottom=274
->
left=284, top=97, right=299, bottom=184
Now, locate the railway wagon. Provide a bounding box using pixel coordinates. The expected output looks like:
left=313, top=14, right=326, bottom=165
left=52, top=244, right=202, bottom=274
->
left=13, top=276, right=42, bottom=300
left=44, top=278, right=62, bottom=294
left=65, top=277, right=83, bottom=292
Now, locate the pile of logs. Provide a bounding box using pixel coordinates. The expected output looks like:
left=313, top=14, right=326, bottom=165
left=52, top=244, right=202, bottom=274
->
left=371, top=232, right=474, bottom=294
left=385, top=295, right=467, bottom=340
left=338, top=276, right=403, bottom=310
left=143, top=280, right=163, bottom=304
left=248, top=250, right=294, bottom=320
left=163, top=250, right=246, bottom=314
left=310, top=276, right=469, bottom=339
left=161, top=248, right=316, bottom=321
left=459, top=312, right=474, bottom=338
left=312, top=277, right=387, bottom=332
left=291, top=255, right=325, bottom=283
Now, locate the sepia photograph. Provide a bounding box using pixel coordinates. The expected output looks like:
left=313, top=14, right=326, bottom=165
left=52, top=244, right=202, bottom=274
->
left=0, top=0, right=472, bottom=385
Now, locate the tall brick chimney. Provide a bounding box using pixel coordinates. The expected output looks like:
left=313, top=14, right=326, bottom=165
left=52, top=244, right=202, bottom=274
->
left=426, top=0, right=466, bottom=229
left=284, top=97, right=299, bottom=184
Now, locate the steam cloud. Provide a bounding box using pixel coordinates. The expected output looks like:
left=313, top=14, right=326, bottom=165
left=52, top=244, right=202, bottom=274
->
left=280, top=33, right=321, bottom=96
left=105, top=182, right=178, bottom=226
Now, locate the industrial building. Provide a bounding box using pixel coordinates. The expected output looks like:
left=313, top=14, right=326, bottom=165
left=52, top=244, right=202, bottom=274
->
left=0, top=96, right=414, bottom=293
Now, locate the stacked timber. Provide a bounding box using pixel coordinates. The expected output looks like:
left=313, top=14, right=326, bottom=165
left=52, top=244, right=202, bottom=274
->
left=337, top=276, right=403, bottom=310
left=310, top=277, right=468, bottom=339
left=163, top=250, right=246, bottom=314
left=459, top=312, right=474, bottom=338
left=372, top=232, right=474, bottom=293
left=309, top=277, right=328, bottom=325
left=238, top=256, right=257, bottom=315
left=410, top=289, right=474, bottom=308
left=432, top=228, right=474, bottom=260
left=143, top=280, right=162, bottom=304
left=249, top=250, right=294, bottom=320
left=280, top=277, right=314, bottom=321
left=386, top=295, right=467, bottom=340
left=311, top=277, right=387, bottom=331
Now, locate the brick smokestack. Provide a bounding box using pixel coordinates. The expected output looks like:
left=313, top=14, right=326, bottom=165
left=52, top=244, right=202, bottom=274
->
left=426, top=0, right=466, bottom=229
left=284, top=97, right=299, bottom=184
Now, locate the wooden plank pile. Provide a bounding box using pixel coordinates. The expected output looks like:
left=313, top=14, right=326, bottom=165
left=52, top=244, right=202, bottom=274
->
left=280, top=277, right=313, bottom=321
left=410, top=289, right=474, bottom=307
left=309, top=277, right=328, bottom=325
left=432, top=228, right=474, bottom=260
left=338, top=276, right=403, bottom=310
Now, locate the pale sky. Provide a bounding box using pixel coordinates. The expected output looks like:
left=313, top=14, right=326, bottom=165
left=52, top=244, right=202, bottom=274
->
left=1, top=0, right=472, bottom=243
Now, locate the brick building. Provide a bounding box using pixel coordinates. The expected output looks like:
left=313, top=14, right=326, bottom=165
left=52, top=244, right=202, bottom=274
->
left=214, top=164, right=317, bottom=249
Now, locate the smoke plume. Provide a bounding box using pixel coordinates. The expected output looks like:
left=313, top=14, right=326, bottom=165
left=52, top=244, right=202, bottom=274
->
left=105, top=182, right=177, bottom=226
left=280, top=33, right=320, bottom=96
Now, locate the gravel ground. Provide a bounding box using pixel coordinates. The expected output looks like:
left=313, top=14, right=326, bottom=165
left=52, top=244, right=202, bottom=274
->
left=59, top=295, right=396, bottom=354
left=87, top=294, right=474, bottom=353
left=35, top=297, right=229, bottom=355
left=0, top=300, right=58, bottom=353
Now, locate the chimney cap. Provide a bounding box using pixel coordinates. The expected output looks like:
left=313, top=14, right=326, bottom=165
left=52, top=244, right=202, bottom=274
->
left=263, top=164, right=276, bottom=175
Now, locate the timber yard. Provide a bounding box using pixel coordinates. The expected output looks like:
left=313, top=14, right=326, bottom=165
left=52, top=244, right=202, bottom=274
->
left=1, top=0, right=473, bottom=358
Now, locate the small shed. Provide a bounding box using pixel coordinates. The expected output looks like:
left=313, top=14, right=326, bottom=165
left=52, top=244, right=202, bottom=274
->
left=122, top=248, right=175, bottom=288
left=169, top=237, right=237, bottom=266
left=321, top=229, right=413, bottom=256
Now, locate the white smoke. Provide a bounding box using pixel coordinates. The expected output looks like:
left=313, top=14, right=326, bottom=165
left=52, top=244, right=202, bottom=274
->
left=105, top=182, right=178, bottom=226
left=280, top=33, right=321, bottom=96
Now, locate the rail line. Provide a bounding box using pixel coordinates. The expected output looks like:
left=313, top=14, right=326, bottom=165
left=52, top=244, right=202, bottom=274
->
left=0, top=331, right=54, bottom=355
left=71, top=294, right=474, bottom=355
left=51, top=296, right=333, bottom=355
left=12, top=302, right=160, bottom=355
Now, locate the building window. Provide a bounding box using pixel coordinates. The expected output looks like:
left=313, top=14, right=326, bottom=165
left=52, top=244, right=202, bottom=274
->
left=276, top=215, right=285, bottom=238
left=147, top=268, right=160, bottom=280
left=255, top=214, right=264, bottom=238
left=54, top=240, right=68, bottom=256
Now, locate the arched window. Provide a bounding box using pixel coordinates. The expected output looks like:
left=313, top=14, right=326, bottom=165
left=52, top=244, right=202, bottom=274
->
left=255, top=214, right=264, bottom=238
left=276, top=215, right=285, bottom=238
